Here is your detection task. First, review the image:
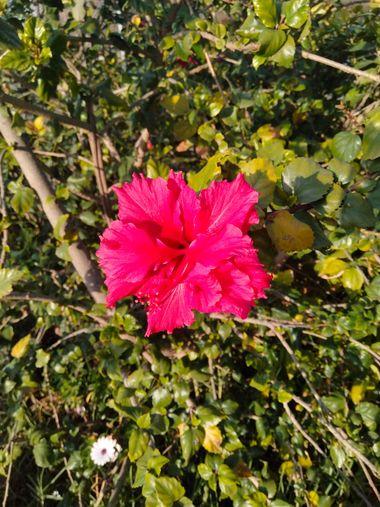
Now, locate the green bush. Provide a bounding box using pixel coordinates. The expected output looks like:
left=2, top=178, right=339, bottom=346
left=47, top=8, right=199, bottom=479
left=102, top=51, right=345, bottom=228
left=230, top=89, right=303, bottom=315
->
left=0, top=1, right=379, bottom=505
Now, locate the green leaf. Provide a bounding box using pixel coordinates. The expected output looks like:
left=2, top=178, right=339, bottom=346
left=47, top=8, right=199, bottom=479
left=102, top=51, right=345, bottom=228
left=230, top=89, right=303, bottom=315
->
left=253, top=0, right=278, bottom=28
left=198, top=123, right=216, bottom=143
left=218, top=464, right=238, bottom=499
left=282, top=158, right=334, bottom=203
left=0, top=49, right=31, bottom=71
left=316, top=184, right=345, bottom=215
left=342, top=268, right=364, bottom=291
left=340, top=192, right=375, bottom=228
left=0, top=18, right=23, bottom=49
left=366, top=275, right=380, bottom=301
left=368, top=182, right=380, bottom=209
left=322, top=395, right=347, bottom=414
left=128, top=429, right=149, bottom=462
left=162, top=94, right=189, bottom=116
left=0, top=268, right=23, bottom=299
left=362, top=109, right=380, bottom=160
left=237, top=12, right=266, bottom=40
left=198, top=463, right=213, bottom=481
left=35, top=349, right=50, bottom=368
left=271, top=34, right=295, bottom=68
left=331, top=132, right=361, bottom=163
left=356, top=402, right=380, bottom=430
left=53, top=214, right=69, bottom=241
left=10, top=186, right=34, bottom=215
left=152, top=387, right=172, bottom=409
left=328, top=158, right=356, bottom=185
left=258, top=29, right=287, bottom=57
left=33, top=439, right=53, bottom=468
left=240, top=158, right=277, bottom=207
left=330, top=444, right=346, bottom=468
left=283, top=0, right=309, bottom=29
left=155, top=476, right=185, bottom=506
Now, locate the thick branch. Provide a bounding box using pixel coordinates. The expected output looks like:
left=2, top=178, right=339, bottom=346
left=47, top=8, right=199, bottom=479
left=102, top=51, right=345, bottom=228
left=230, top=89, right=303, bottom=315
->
left=0, top=108, right=106, bottom=304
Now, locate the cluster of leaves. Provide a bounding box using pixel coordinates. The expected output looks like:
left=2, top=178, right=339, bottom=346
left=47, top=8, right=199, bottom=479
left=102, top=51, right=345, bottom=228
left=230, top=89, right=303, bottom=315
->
left=0, top=0, right=379, bottom=506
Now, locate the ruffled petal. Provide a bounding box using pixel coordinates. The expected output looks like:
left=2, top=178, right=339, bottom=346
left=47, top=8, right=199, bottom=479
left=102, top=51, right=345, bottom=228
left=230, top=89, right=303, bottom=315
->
left=146, top=282, right=195, bottom=336
left=114, top=171, right=199, bottom=245
left=234, top=251, right=272, bottom=299
left=199, top=174, right=259, bottom=233
left=96, top=220, right=178, bottom=306
left=186, top=263, right=222, bottom=312
left=187, top=224, right=251, bottom=267
left=211, top=262, right=254, bottom=319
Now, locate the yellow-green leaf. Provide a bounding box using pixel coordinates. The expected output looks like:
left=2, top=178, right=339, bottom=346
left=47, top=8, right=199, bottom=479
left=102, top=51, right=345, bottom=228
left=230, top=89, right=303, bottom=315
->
left=239, top=158, right=277, bottom=207
left=317, top=257, right=347, bottom=277
left=202, top=425, right=222, bottom=454
left=11, top=334, right=31, bottom=358
left=342, top=267, right=364, bottom=291
left=0, top=268, right=23, bottom=299
left=266, top=210, right=314, bottom=252
left=351, top=384, right=365, bottom=405
left=162, top=94, right=189, bottom=116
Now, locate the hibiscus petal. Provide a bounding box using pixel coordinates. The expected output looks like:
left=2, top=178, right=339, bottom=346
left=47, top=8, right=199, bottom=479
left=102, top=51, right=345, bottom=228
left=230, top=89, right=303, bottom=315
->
left=146, top=282, right=195, bottom=336
left=186, top=263, right=222, bottom=312
left=187, top=224, right=251, bottom=267
left=199, top=173, right=259, bottom=233
left=211, top=262, right=254, bottom=319
left=114, top=171, right=199, bottom=244
left=97, top=221, right=178, bottom=306
left=234, top=251, right=272, bottom=299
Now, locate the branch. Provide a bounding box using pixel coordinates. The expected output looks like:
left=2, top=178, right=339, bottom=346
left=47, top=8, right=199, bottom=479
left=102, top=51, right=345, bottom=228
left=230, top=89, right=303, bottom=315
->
left=86, top=99, right=112, bottom=223
left=0, top=92, right=94, bottom=132
left=106, top=458, right=129, bottom=507
left=0, top=149, right=9, bottom=267
left=300, top=50, right=380, bottom=84
left=204, top=50, right=227, bottom=104
left=189, top=30, right=380, bottom=84
left=0, top=108, right=106, bottom=304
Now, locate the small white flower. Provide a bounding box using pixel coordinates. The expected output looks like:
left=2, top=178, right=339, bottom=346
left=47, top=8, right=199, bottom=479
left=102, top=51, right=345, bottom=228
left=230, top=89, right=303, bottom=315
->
left=90, top=436, right=121, bottom=466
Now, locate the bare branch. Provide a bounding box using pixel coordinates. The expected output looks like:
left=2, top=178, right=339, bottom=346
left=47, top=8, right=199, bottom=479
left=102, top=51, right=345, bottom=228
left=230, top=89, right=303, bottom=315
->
left=0, top=108, right=106, bottom=304
left=86, top=100, right=112, bottom=223
left=0, top=149, right=9, bottom=267
left=301, top=50, right=380, bottom=84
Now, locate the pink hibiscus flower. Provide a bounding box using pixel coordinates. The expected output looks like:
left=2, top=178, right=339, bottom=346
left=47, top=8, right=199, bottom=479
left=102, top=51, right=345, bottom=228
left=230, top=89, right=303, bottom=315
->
left=97, top=171, right=271, bottom=336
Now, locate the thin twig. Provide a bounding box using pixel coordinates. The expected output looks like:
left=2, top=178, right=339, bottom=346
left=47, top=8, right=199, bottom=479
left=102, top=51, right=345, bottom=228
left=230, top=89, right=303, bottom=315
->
left=208, top=357, right=217, bottom=400
left=0, top=149, right=9, bottom=267
left=134, top=128, right=150, bottom=168
left=106, top=458, right=129, bottom=507
left=47, top=328, right=94, bottom=351
left=301, top=50, right=380, bottom=84
left=0, top=92, right=94, bottom=131
left=204, top=50, right=226, bottom=104
left=209, top=312, right=311, bottom=329
left=358, top=458, right=380, bottom=503
left=86, top=100, right=112, bottom=224
left=2, top=428, right=15, bottom=507
left=283, top=403, right=325, bottom=456
left=273, top=327, right=380, bottom=482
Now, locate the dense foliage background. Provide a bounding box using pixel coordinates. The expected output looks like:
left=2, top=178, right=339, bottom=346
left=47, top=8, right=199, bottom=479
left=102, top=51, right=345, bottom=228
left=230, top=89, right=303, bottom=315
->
left=0, top=0, right=379, bottom=506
